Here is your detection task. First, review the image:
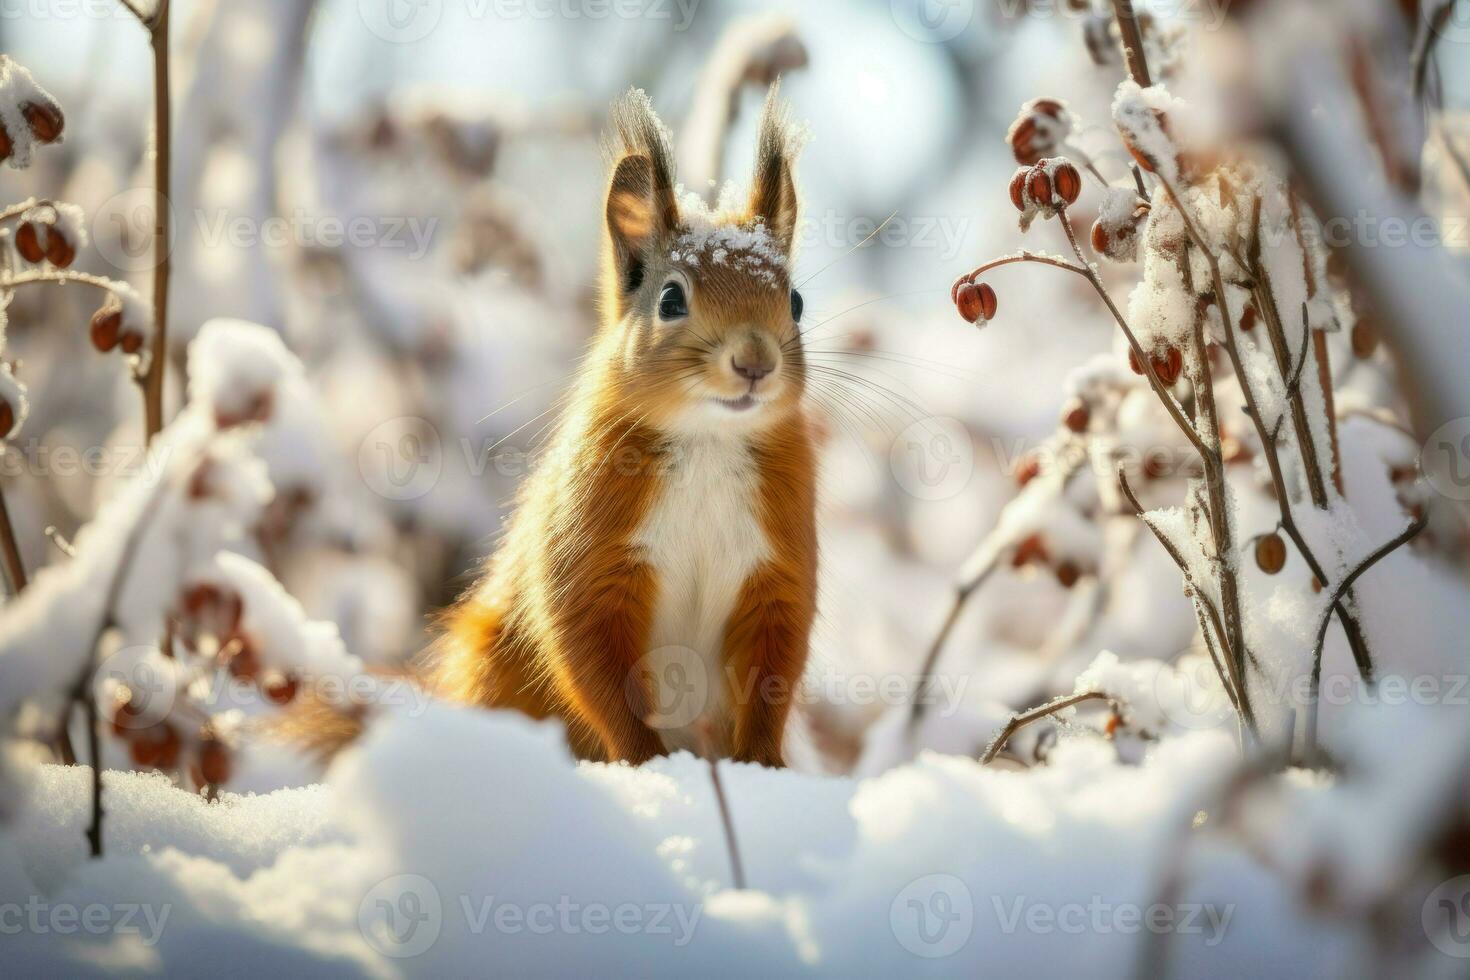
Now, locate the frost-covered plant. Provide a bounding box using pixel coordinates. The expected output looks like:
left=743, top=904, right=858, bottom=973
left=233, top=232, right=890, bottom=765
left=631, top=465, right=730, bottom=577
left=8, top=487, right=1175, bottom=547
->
left=927, top=10, right=1429, bottom=763
left=0, top=319, right=359, bottom=849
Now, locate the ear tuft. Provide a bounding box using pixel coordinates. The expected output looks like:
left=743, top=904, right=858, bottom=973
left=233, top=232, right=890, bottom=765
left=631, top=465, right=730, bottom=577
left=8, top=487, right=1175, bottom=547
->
left=603, top=90, right=680, bottom=301
left=748, top=80, right=803, bottom=253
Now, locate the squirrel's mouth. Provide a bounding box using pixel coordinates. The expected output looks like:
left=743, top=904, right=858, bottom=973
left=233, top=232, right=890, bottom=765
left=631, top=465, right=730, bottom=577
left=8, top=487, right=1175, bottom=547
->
left=711, top=394, right=759, bottom=412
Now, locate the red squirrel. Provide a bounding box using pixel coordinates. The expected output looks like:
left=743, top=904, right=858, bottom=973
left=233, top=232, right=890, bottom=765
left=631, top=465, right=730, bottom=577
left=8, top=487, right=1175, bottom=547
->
left=427, top=87, right=816, bottom=766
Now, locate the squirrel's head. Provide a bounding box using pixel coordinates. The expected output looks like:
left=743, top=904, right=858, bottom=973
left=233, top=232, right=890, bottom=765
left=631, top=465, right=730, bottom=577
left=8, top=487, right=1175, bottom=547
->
left=597, top=86, right=805, bottom=437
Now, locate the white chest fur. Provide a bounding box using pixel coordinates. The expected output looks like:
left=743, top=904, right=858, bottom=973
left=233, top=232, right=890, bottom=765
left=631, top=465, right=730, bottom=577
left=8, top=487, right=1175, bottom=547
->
left=634, top=434, right=771, bottom=753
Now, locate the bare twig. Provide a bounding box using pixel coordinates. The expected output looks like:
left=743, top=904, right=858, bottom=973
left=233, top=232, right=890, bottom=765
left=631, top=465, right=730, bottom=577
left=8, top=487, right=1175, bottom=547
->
left=1108, top=0, right=1153, bottom=88
left=1305, top=513, right=1429, bottom=753
left=980, top=691, right=1115, bottom=765
left=1118, top=469, right=1248, bottom=727
left=141, top=0, right=172, bottom=441
left=1, top=269, right=132, bottom=294
left=0, top=484, right=26, bottom=594
left=695, top=722, right=747, bottom=889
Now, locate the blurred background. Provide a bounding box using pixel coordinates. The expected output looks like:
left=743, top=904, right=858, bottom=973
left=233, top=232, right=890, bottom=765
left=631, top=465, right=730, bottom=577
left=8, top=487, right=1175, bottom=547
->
left=0, top=0, right=1442, bottom=777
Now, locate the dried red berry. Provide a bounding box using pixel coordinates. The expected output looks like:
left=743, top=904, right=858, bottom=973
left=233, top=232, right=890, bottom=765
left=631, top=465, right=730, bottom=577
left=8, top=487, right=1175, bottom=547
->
left=44, top=228, right=75, bottom=268
left=22, top=102, right=64, bottom=143
left=129, top=724, right=180, bottom=769
left=1152, top=346, right=1183, bottom=386
left=90, top=308, right=122, bottom=352
left=1255, top=532, right=1287, bottom=575
left=1009, top=169, right=1028, bottom=211
left=1090, top=220, right=1110, bottom=255
left=1128, top=347, right=1145, bottom=376
left=950, top=275, right=971, bottom=306
left=974, top=282, right=997, bottom=320
left=1062, top=397, right=1090, bottom=434
left=0, top=122, right=11, bottom=163
left=1053, top=162, right=1082, bottom=205
left=1009, top=116, right=1041, bottom=166
left=195, top=736, right=231, bottom=786
left=264, top=673, right=300, bottom=706
left=1055, top=561, right=1081, bottom=589
left=0, top=401, right=14, bottom=440
left=1239, top=303, right=1258, bottom=332
left=225, top=639, right=261, bottom=681
left=1015, top=453, right=1041, bottom=488
left=1028, top=166, right=1053, bottom=207
left=1012, top=533, right=1049, bottom=568
left=955, top=283, right=982, bottom=323
left=14, top=221, right=45, bottom=263
left=119, top=330, right=145, bottom=355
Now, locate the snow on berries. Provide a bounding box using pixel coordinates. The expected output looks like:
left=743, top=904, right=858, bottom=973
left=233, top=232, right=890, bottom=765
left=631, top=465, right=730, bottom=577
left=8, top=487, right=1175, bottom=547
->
left=0, top=57, right=65, bottom=170
left=1090, top=187, right=1150, bottom=263
left=88, top=282, right=153, bottom=364
left=1006, top=98, right=1073, bottom=166
left=1011, top=157, right=1083, bottom=230
left=11, top=202, right=86, bottom=268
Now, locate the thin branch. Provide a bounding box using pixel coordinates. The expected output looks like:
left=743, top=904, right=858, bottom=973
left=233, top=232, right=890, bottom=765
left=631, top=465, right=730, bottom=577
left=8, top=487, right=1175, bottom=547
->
left=695, top=722, right=747, bottom=889
left=906, top=565, right=997, bottom=735
left=1, top=269, right=130, bottom=293
left=1118, top=468, right=1248, bottom=726
left=980, top=691, right=1115, bottom=765
left=141, top=0, right=172, bottom=441
left=1109, top=0, right=1153, bottom=88
left=1305, top=513, right=1429, bottom=753
left=0, top=484, right=26, bottom=594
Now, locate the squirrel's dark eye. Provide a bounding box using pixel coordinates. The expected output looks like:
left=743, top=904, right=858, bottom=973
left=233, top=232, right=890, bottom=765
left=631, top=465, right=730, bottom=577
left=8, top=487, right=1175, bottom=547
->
left=658, top=281, right=688, bottom=320
left=790, top=289, right=804, bottom=323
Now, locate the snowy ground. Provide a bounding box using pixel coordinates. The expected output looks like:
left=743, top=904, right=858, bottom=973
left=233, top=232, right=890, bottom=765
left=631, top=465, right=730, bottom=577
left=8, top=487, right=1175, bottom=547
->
left=0, top=703, right=1390, bottom=979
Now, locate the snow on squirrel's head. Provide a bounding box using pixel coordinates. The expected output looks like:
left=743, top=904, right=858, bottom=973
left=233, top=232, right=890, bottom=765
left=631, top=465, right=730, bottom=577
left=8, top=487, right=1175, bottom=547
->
left=597, top=85, right=807, bottom=437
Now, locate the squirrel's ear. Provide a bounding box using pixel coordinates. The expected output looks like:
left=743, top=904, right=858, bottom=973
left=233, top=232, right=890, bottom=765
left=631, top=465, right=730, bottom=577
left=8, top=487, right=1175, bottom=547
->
left=606, top=154, right=676, bottom=294
left=748, top=83, right=801, bottom=253
left=604, top=90, right=679, bottom=298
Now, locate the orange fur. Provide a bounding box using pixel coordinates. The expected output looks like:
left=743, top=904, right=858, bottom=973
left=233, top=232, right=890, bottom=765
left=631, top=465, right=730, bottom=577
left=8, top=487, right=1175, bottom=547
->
left=430, top=87, right=816, bottom=765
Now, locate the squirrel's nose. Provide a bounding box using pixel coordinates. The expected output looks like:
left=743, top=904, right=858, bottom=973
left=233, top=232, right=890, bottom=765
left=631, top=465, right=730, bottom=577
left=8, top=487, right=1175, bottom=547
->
left=732, top=353, right=776, bottom=383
